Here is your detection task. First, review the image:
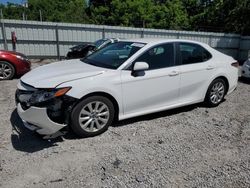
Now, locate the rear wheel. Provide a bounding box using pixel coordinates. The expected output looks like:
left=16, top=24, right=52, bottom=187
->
left=71, top=96, right=115, bottom=137
left=0, top=61, right=15, bottom=80
left=205, top=78, right=226, bottom=107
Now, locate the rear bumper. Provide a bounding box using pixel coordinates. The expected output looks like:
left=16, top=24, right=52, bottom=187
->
left=17, top=103, right=66, bottom=135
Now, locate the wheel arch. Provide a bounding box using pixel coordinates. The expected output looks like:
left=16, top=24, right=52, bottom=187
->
left=204, top=75, right=230, bottom=106
left=79, top=91, right=120, bottom=121
left=204, top=75, right=229, bottom=101
left=213, top=76, right=229, bottom=94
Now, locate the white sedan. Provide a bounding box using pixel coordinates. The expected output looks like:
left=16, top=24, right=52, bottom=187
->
left=242, top=58, right=250, bottom=78
left=16, top=39, right=239, bottom=138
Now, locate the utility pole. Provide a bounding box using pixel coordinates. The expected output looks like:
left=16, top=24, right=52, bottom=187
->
left=22, top=12, right=25, bottom=20
left=39, top=10, right=43, bottom=22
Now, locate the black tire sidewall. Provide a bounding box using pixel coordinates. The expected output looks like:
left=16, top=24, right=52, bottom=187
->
left=0, top=61, right=15, bottom=80
left=70, top=96, right=115, bottom=137
left=205, top=78, right=226, bottom=107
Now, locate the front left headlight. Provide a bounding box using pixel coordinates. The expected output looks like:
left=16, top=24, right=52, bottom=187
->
left=28, top=87, right=71, bottom=106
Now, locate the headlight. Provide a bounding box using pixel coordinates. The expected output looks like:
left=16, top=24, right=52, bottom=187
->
left=28, top=87, right=71, bottom=106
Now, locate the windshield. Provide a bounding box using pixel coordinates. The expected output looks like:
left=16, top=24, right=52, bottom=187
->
left=81, top=42, right=145, bottom=69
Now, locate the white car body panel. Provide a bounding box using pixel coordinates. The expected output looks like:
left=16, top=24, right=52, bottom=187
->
left=121, top=67, right=180, bottom=116
left=17, top=103, right=66, bottom=135
left=21, top=59, right=106, bottom=88
left=178, top=61, right=214, bottom=104
left=16, top=38, right=238, bottom=135
left=58, top=70, right=124, bottom=118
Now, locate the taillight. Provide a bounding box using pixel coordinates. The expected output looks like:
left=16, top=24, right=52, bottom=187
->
left=231, top=62, right=239, bottom=68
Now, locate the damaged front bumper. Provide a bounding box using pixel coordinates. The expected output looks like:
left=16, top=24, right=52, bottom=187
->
left=17, top=103, right=67, bottom=136
left=15, top=84, right=78, bottom=138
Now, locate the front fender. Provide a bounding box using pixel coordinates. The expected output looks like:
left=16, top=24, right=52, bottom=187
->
left=58, top=73, right=123, bottom=117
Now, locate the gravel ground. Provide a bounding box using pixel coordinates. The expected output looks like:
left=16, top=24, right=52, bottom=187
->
left=0, top=62, right=250, bottom=188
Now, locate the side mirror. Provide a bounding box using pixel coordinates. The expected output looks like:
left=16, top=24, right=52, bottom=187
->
left=131, top=62, right=149, bottom=77
left=133, top=62, right=149, bottom=71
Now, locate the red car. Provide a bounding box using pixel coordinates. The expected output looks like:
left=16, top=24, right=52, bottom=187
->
left=0, top=50, right=31, bottom=80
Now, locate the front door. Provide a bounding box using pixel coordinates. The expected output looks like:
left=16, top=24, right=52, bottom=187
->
left=121, top=43, right=180, bottom=117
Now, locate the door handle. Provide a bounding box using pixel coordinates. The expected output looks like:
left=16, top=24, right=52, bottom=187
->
left=206, top=66, right=215, bottom=70
left=169, top=71, right=179, bottom=76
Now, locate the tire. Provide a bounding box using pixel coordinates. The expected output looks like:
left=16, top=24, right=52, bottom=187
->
left=205, top=78, right=226, bottom=107
left=70, top=96, right=115, bottom=137
left=0, top=61, right=15, bottom=80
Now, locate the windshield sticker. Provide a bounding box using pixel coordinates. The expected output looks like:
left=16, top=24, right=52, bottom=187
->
left=131, top=43, right=145, bottom=48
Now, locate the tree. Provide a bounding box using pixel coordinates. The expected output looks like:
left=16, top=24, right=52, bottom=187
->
left=0, top=3, right=26, bottom=20
left=28, top=0, right=89, bottom=23
left=88, top=0, right=189, bottom=29
left=191, top=0, right=250, bottom=34
left=225, top=0, right=250, bottom=35
left=0, top=0, right=249, bottom=35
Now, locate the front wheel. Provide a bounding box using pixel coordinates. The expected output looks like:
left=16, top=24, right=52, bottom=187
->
left=0, top=61, right=15, bottom=80
left=205, top=78, right=226, bottom=107
left=70, top=96, right=115, bottom=137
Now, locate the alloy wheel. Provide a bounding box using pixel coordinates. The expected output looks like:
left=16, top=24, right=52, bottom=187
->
left=210, top=82, right=225, bottom=104
left=0, top=63, right=13, bottom=79
left=78, top=101, right=110, bottom=133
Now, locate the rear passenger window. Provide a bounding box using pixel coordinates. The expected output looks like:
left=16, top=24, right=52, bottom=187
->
left=134, top=43, right=175, bottom=70
left=179, top=43, right=212, bottom=65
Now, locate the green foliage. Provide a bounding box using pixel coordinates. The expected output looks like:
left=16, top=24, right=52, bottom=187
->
left=0, top=3, right=26, bottom=19
left=0, top=0, right=249, bottom=35
left=192, top=0, right=250, bottom=34
left=224, top=0, right=250, bottom=35
left=89, top=0, right=189, bottom=30
left=27, top=0, right=89, bottom=23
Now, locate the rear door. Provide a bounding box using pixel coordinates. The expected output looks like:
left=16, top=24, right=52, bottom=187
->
left=177, top=42, right=214, bottom=104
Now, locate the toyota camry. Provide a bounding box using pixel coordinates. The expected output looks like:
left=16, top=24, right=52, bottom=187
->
left=16, top=39, right=239, bottom=138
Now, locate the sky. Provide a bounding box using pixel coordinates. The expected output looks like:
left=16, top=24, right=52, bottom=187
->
left=0, top=0, right=24, bottom=4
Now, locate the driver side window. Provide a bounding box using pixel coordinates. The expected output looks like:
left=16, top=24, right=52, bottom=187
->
left=134, top=43, right=175, bottom=70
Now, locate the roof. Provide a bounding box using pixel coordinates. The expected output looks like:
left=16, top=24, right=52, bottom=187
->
left=120, top=38, right=209, bottom=47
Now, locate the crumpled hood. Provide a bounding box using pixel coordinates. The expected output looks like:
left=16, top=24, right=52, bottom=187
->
left=21, top=59, right=106, bottom=88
